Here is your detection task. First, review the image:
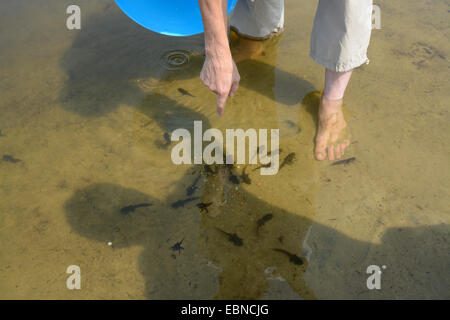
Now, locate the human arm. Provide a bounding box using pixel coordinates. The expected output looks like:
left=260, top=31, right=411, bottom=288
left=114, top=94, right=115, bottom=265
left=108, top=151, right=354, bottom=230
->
left=198, top=0, right=240, bottom=115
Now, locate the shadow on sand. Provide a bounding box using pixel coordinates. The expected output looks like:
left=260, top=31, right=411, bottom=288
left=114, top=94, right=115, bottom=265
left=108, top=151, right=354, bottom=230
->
left=64, top=174, right=449, bottom=299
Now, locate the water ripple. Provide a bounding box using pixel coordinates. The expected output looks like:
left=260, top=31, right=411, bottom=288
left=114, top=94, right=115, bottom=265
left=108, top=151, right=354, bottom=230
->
left=160, top=50, right=191, bottom=70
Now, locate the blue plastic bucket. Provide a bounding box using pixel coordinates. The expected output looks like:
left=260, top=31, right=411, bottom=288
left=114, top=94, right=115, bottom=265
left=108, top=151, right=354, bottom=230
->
left=115, top=0, right=238, bottom=36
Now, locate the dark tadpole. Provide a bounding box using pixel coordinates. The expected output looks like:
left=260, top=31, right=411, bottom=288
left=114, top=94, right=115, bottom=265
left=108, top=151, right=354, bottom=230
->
left=284, top=120, right=301, bottom=134
left=279, top=152, right=296, bottom=170
left=272, top=248, right=304, bottom=266
left=170, top=238, right=185, bottom=255
left=256, top=213, right=273, bottom=233
left=171, top=197, right=200, bottom=209
left=154, top=132, right=171, bottom=149
left=240, top=166, right=251, bottom=184
left=178, top=88, right=195, bottom=97
left=163, top=132, right=171, bottom=144
left=196, top=202, right=213, bottom=213
left=331, top=157, right=356, bottom=166
left=253, top=162, right=271, bottom=171
left=228, top=173, right=240, bottom=185
left=252, top=148, right=282, bottom=171
left=216, top=228, right=243, bottom=247
left=120, top=203, right=152, bottom=215
left=2, top=155, right=21, bottom=163
left=221, top=153, right=239, bottom=184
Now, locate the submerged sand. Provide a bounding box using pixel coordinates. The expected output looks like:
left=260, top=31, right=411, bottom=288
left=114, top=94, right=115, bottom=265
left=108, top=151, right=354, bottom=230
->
left=0, top=0, right=448, bottom=299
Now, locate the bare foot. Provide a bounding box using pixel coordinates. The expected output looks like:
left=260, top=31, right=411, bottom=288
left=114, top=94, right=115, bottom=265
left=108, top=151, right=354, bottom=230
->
left=314, top=96, right=351, bottom=161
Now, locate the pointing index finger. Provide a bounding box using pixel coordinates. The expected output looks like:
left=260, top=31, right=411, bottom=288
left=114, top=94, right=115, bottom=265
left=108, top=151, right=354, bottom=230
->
left=216, top=92, right=228, bottom=116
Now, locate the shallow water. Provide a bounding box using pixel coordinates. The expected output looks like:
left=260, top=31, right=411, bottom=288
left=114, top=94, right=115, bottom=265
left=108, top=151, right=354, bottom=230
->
left=0, top=0, right=449, bottom=299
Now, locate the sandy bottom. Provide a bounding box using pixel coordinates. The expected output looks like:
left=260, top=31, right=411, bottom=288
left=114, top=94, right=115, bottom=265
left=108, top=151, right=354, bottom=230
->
left=0, top=0, right=448, bottom=299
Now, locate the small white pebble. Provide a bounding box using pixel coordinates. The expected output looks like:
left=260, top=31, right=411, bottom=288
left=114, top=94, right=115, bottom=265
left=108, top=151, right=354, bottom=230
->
left=107, top=242, right=112, bottom=246
left=264, top=266, right=277, bottom=274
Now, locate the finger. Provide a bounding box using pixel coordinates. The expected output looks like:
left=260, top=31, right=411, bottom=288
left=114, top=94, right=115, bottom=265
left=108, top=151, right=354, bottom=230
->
left=229, top=80, right=239, bottom=97
left=216, top=92, right=228, bottom=116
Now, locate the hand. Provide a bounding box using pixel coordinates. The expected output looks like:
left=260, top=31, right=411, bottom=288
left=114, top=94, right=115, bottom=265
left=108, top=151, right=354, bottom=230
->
left=200, top=50, right=240, bottom=116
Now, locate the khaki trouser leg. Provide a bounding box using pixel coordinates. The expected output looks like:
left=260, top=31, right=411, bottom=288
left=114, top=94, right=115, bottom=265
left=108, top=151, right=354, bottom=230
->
left=230, top=0, right=373, bottom=71
left=229, top=0, right=284, bottom=39
left=310, top=0, right=373, bottom=72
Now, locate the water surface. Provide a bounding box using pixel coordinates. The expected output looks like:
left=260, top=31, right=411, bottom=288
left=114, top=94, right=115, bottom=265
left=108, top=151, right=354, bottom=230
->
left=0, top=0, right=448, bottom=299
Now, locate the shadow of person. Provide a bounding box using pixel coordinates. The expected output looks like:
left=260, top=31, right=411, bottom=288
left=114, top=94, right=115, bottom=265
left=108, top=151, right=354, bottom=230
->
left=367, top=224, right=449, bottom=299
left=63, top=181, right=221, bottom=299
left=64, top=171, right=319, bottom=299
left=64, top=81, right=320, bottom=298
left=63, top=175, right=450, bottom=299
left=303, top=221, right=450, bottom=299
left=59, top=5, right=315, bottom=117
left=63, top=61, right=320, bottom=299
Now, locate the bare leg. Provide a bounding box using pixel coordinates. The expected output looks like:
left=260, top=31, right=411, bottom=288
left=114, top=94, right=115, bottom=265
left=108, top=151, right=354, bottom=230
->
left=314, top=69, right=352, bottom=161
left=230, top=31, right=265, bottom=63
left=323, top=69, right=352, bottom=100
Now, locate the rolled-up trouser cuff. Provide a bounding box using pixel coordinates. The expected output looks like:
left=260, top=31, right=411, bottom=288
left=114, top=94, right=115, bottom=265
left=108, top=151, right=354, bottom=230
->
left=310, top=0, right=373, bottom=72
left=230, top=0, right=284, bottom=40
left=310, top=52, right=370, bottom=72
left=230, top=0, right=373, bottom=71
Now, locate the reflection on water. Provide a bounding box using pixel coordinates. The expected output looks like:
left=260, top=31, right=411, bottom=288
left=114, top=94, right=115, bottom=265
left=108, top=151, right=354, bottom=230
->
left=0, top=0, right=449, bottom=299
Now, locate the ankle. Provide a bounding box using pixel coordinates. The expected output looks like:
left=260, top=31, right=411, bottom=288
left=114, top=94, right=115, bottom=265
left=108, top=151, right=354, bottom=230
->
left=320, top=95, right=343, bottom=111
